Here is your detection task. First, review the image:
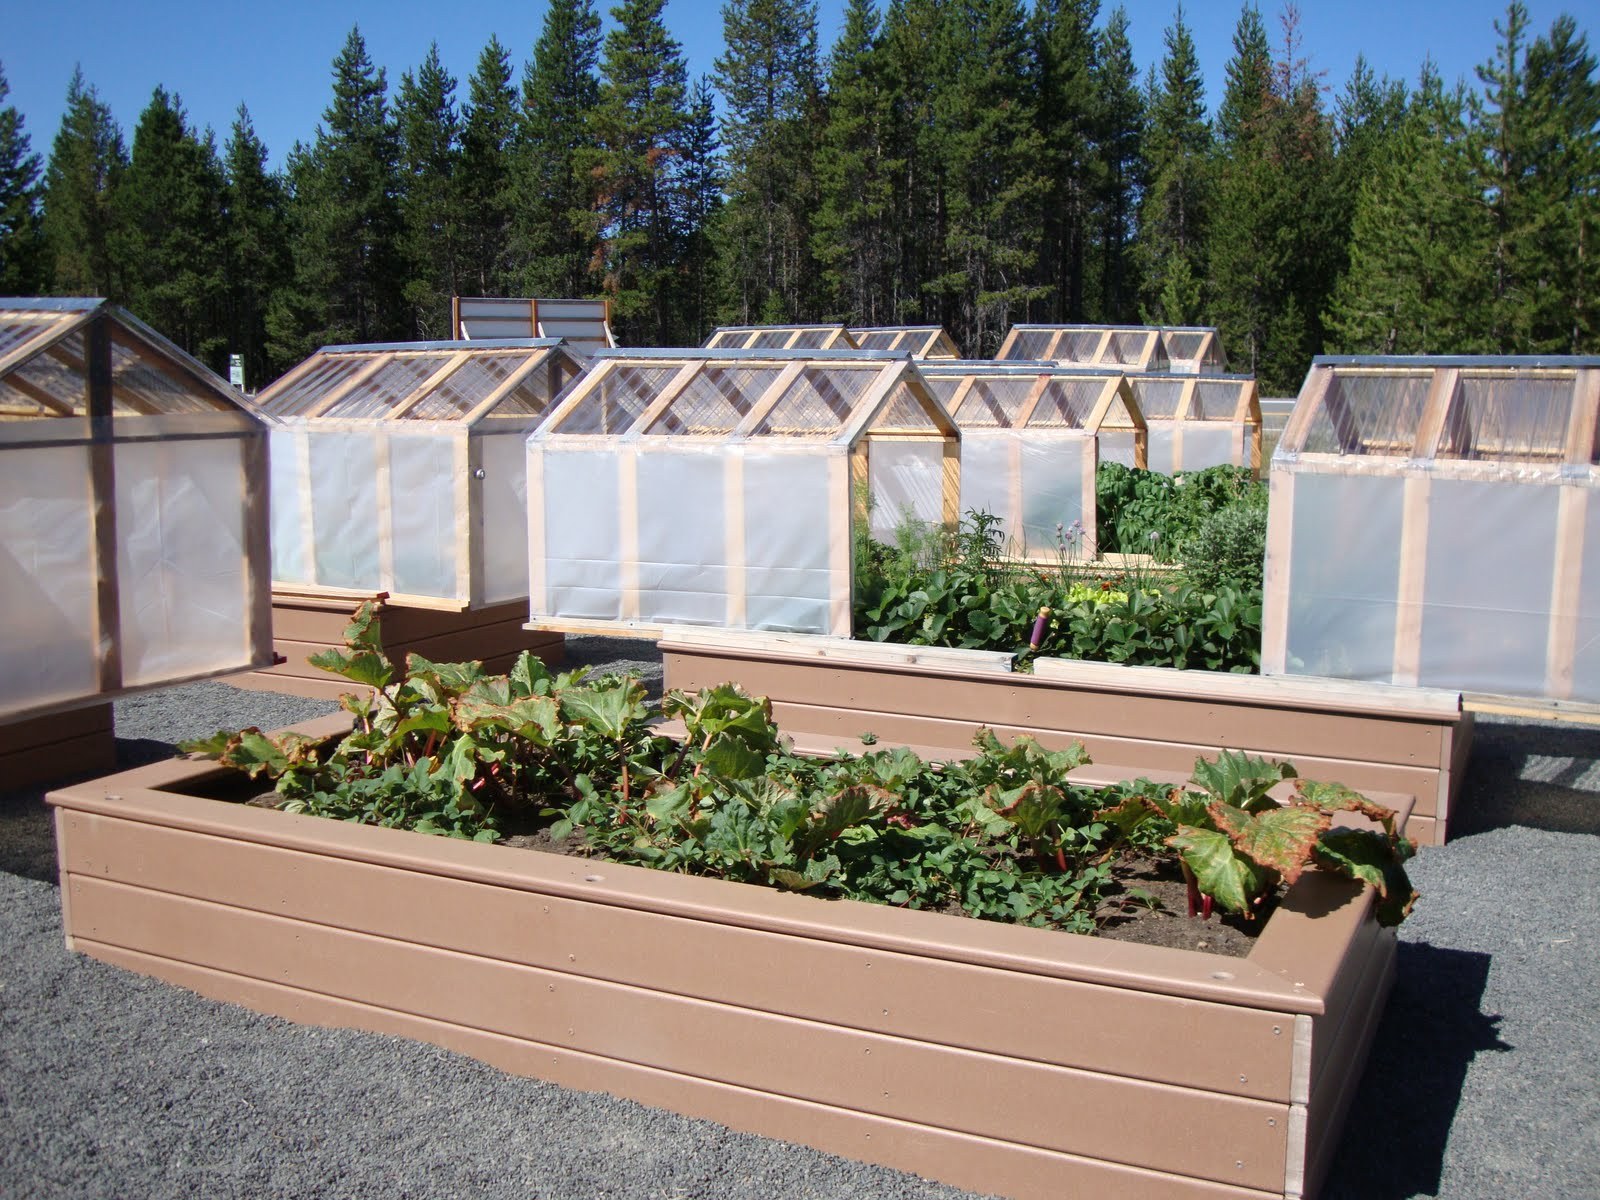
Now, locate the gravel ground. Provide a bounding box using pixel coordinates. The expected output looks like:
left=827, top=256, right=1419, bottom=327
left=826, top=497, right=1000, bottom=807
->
left=2, top=647, right=1597, bottom=1200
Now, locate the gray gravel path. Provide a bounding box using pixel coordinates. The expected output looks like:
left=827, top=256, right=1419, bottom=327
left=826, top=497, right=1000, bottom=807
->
left=3, top=647, right=1597, bottom=1199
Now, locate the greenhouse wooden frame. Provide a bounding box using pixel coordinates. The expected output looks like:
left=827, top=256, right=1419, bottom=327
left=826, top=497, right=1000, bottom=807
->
left=847, top=326, right=962, bottom=359
left=996, top=324, right=1230, bottom=376
left=0, top=297, right=274, bottom=730
left=703, top=324, right=858, bottom=351
left=1263, top=355, right=1600, bottom=706
left=527, top=349, right=959, bottom=638
left=1127, top=372, right=1264, bottom=473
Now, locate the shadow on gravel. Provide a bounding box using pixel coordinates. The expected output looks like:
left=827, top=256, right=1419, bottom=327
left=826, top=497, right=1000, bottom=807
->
left=1453, top=719, right=1600, bottom=839
left=1322, top=941, right=1509, bottom=1200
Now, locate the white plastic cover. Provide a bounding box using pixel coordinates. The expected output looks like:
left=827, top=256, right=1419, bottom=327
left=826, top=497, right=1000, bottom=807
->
left=387, top=430, right=461, bottom=600
left=1284, top=472, right=1406, bottom=681
left=307, top=430, right=381, bottom=590
left=0, top=445, right=99, bottom=717
left=636, top=447, right=727, bottom=626
left=1177, top=425, right=1238, bottom=471
left=1019, top=438, right=1086, bottom=552
left=479, top=431, right=530, bottom=604
left=869, top=440, right=944, bottom=541
left=114, top=439, right=249, bottom=686
left=743, top=450, right=834, bottom=632
left=268, top=428, right=311, bottom=585
left=958, top=435, right=1013, bottom=534
left=540, top=448, right=622, bottom=619
left=1146, top=429, right=1177, bottom=475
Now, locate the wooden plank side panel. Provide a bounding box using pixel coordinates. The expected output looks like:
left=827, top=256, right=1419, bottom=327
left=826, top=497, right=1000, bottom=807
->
left=56, top=811, right=1298, bottom=1102
left=65, top=874, right=1291, bottom=1191
left=662, top=652, right=1445, bottom=768
left=66, top=940, right=1282, bottom=1200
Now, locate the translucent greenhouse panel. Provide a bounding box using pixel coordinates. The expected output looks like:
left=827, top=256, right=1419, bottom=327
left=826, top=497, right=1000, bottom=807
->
left=1569, top=489, right=1600, bottom=701
left=1283, top=472, right=1404, bottom=681
left=1004, top=330, right=1058, bottom=360
left=0, top=445, right=98, bottom=717
left=114, top=440, right=249, bottom=687
left=308, top=430, right=381, bottom=590
left=1417, top=479, right=1558, bottom=696
left=1178, top=425, right=1237, bottom=471
left=479, top=432, right=530, bottom=604
left=539, top=449, right=622, bottom=619
left=958, top=435, right=1014, bottom=536
left=268, top=428, right=311, bottom=585
left=387, top=432, right=461, bottom=600
left=1146, top=428, right=1177, bottom=476
left=1099, top=430, right=1139, bottom=468
left=635, top=448, right=727, bottom=627
left=1438, top=375, right=1573, bottom=462
left=742, top=451, right=834, bottom=633
left=1019, top=439, right=1086, bottom=553
left=869, top=440, right=944, bottom=541
left=1300, top=372, right=1429, bottom=457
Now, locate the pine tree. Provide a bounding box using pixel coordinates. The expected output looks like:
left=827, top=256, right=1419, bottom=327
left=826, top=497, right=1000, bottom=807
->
left=1324, top=68, right=1488, bottom=354
left=395, top=43, right=462, bottom=338
left=221, top=106, right=291, bottom=387
left=0, top=62, right=45, bottom=294
left=518, top=0, right=603, bottom=297
left=675, top=75, right=724, bottom=340
left=1092, top=7, right=1145, bottom=322
left=1328, top=56, right=1409, bottom=292
left=1032, top=0, right=1101, bottom=321
left=1473, top=1, right=1535, bottom=348
left=459, top=37, right=519, bottom=295
left=715, top=0, right=822, bottom=322
left=273, top=27, right=406, bottom=359
left=1135, top=7, right=1211, bottom=325
left=41, top=67, right=127, bottom=299
left=592, top=0, right=690, bottom=342
left=812, top=0, right=895, bottom=324
left=115, top=87, right=228, bottom=361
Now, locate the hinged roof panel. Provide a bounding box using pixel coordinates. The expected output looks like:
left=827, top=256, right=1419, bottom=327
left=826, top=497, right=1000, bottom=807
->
left=0, top=298, right=259, bottom=437
left=849, top=326, right=962, bottom=358
left=919, top=361, right=1146, bottom=435
left=704, top=324, right=857, bottom=351
left=996, top=324, right=1169, bottom=371
left=1281, top=357, right=1600, bottom=466
left=252, top=339, right=585, bottom=425
left=535, top=349, right=955, bottom=446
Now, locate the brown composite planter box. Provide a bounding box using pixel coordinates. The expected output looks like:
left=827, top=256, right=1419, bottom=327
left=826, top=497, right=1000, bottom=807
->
left=230, top=591, right=564, bottom=700
left=659, top=632, right=1473, bottom=846
left=50, top=716, right=1404, bottom=1200
left=0, top=703, right=115, bottom=792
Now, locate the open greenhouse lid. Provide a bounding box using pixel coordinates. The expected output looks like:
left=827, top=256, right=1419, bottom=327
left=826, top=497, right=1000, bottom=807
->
left=0, top=297, right=260, bottom=434
left=918, top=361, right=1146, bottom=433
left=704, top=324, right=858, bottom=351
left=1282, top=356, right=1600, bottom=465
left=534, top=348, right=956, bottom=444
left=253, top=338, right=584, bottom=424
left=848, top=327, right=962, bottom=358
left=450, top=296, right=617, bottom=354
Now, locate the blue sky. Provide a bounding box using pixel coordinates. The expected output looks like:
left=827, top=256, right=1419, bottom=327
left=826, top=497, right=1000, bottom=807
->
left=2, top=1, right=1586, bottom=171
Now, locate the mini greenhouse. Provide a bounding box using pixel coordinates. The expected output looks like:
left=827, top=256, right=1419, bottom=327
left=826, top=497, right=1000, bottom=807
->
left=849, top=326, right=962, bottom=359
left=450, top=297, right=616, bottom=355
left=920, top=362, right=1146, bottom=557
left=704, top=324, right=856, bottom=351
left=1263, top=356, right=1600, bottom=704
left=995, top=325, right=1169, bottom=371
left=1160, top=326, right=1229, bottom=374
left=527, top=348, right=958, bottom=636
left=253, top=338, right=586, bottom=608
left=1126, top=373, right=1262, bottom=473
left=0, top=298, right=273, bottom=721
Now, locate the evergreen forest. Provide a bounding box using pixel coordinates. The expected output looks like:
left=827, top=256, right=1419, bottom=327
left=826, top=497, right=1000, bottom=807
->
left=1, top=0, right=1596, bottom=395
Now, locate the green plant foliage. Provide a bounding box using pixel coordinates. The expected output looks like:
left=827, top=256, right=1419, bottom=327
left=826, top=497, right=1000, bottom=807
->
left=1095, top=462, right=1265, bottom=560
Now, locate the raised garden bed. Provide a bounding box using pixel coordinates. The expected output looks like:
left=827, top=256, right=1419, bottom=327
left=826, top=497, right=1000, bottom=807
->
left=659, top=631, right=1471, bottom=845
left=231, top=590, right=564, bottom=701
left=1, top=702, right=115, bottom=792
left=51, top=710, right=1406, bottom=1200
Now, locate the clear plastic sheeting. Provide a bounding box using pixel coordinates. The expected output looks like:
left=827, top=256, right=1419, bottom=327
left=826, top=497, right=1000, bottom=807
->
left=529, top=349, right=958, bottom=636
left=705, top=325, right=855, bottom=351
left=253, top=338, right=583, bottom=607
left=1128, top=374, right=1261, bottom=473
left=0, top=297, right=271, bottom=720
left=996, top=324, right=1203, bottom=373
left=1266, top=356, right=1600, bottom=704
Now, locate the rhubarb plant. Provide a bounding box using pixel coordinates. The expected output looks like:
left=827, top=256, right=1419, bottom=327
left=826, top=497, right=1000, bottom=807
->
left=1103, top=750, right=1418, bottom=927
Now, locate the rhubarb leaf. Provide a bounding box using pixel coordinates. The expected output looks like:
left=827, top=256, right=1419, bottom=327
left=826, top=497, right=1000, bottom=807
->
left=1210, top=801, right=1331, bottom=885
left=1315, top=828, right=1420, bottom=926
left=1166, top=824, right=1267, bottom=916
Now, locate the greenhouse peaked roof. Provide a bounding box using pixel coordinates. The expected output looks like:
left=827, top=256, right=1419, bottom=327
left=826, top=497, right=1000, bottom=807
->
left=704, top=324, right=857, bottom=351
left=849, top=327, right=962, bottom=358
left=536, top=348, right=956, bottom=444
left=1283, top=356, right=1600, bottom=466
left=253, top=338, right=582, bottom=423
left=0, top=297, right=253, bottom=423
left=918, top=361, right=1146, bottom=433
